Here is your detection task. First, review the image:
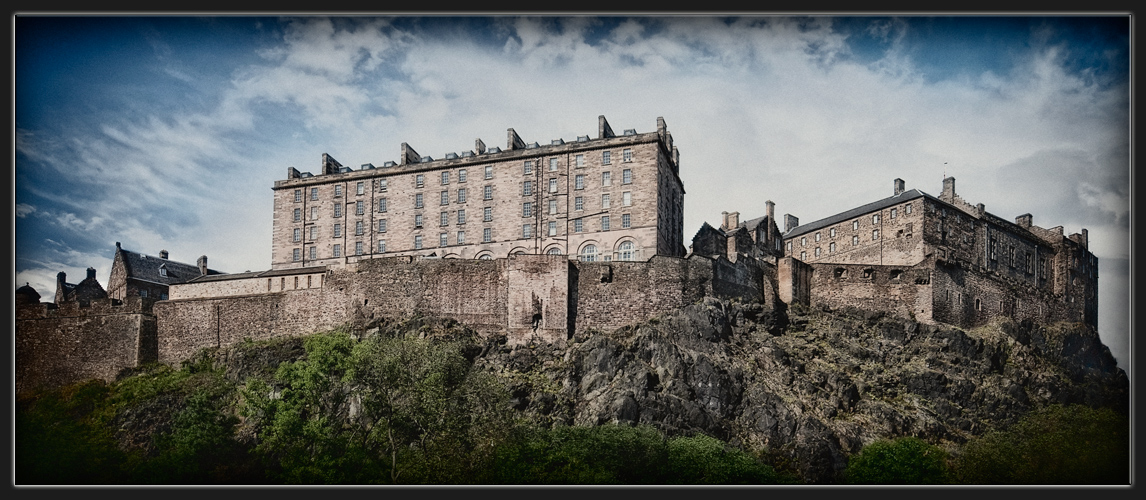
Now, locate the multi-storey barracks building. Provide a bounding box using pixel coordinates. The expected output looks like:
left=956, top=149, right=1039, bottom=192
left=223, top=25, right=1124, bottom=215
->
left=271, top=116, right=686, bottom=268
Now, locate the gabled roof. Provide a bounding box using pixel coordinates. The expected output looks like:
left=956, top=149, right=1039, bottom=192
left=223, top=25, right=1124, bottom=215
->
left=782, top=189, right=931, bottom=239
left=117, top=246, right=222, bottom=286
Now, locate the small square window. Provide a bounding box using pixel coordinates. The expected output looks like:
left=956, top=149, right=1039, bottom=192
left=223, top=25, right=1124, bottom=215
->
left=293, top=208, right=301, bottom=222
left=852, top=220, right=859, bottom=230
left=311, top=207, right=318, bottom=220
left=440, top=212, right=449, bottom=227
left=601, top=216, right=610, bottom=231
left=575, top=196, right=584, bottom=211
left=379, top=198, right=388, bottom=213
left=414, top=235, right=423, bottom=249
left=523, top=181, right=533, bottom=196
left=457, top=231, right=465, bottom=245
left=416, top=174, right=425, bottom=188
left=294, top=189, right=302, bottom=202
left=522, top=224, right=532, bottom=239
left=309, top=226, right=317, bottom=240
left=458, top=170, right=467, bottom=183
left=548, top=221, right=557, bottom=236
left=334, top=185, right=342, bottom=197
left=852, top=235, right=859, bottom=245
left=574, top=218, right=583, bottom=233
left=483, top=228, right=491, bottom=242
left=523, top=202, right=532, bottom=218
left=484, top=185, right=493, bottom=200
left=457, top=209, right=466, bottom=225
left=440, top=233, right=448, bottom=247
left=356, top=182, right=365, bottom=195
left=379, top=179, right=387, bottom=192
left=622, top=213, right=631, bottom=228
left=309, top=246, right=317, bottom=260
left=441, top=171, right=450, bottom=185
left=293, top=248, right=301, bottom=261
left=441, top=190, right=449, bottom=205
left=548, top=199, right=557, bottom=215
left=483, top=207, right=493, bottom=222
left=890, top=208, right=897, bottom=218
left=415, top=214, right=423, bottom=228
left=551, top=158, right=560, bottom=171
left=484, top=166, right=493, bottom=179
left=355, top=221, right=363, bottom=235
left=549, top=178, right=558, bottom=193
left=415, top=193, right=424, bottom=208
left=356, top=201, right=364, bottom=215
left=457, top=188, right=467, bottom=204
left=334, top=224, right=342, bottom=238
left=601, top=194, right=611, bottom=209
left=311, top=187, right=319, bottom=200
left=333, top=244, right=342, bottom=257
left=622, top=191, right=631, bottom=206
left=574, top=155, right=583, bottom=168
left=602, top=171, right=612, bottom=186
left=575, top=175, right=585, bottom=190
left=872, top=214, right=880, bottom=224
left=524, top=161, right=533, bottom=175
left=379, top=219, right=387, bottom=233
left=378, top=240, right=386, bottom=253
left=622, top=148, right=632, bottom=162
left=355, top=241, right=363, bottom=255
left=602, top=150, right=611, bottom=165
left=622, top=169, right=632, bottom=184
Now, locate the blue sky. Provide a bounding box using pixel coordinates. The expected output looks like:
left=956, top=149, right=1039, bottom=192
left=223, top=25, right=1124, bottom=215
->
left=14, top=15, right=1131, bottom=373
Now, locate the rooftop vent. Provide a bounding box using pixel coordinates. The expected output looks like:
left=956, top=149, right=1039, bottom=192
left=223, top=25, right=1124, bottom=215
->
left=300, top=172, right=314, bottom=178
left=623, top=129, right=637, bottom=136
left=526, top=142, right=540, bottom=149
left=444, top=152, right=459, bottom=159
left=460, top=150, right=474, bottom=157
left=338, top=167, right=352, bottom=173
left=360, top=163, right=375, bottom=170
left=383, top=161, right=397, bottom=167
left=487, top=147, right=502, bottom=153
left=576, top=135, right=589, bottom=142
left=551, top=138, right=565, bottom=146
left=420, top=156, right=433, bottom=162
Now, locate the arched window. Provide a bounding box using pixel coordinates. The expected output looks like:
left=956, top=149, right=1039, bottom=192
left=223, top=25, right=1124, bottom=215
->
left=477, top=253, right=493, bottom=260
left=547, top=247, right=562, bottom=255
left=618, top=241, right=636, bottom=261
left=580, top=244, right=598, bottom=262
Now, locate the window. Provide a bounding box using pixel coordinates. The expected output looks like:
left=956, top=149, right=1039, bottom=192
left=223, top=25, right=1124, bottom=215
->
left=618, top=241, right=635, bottom=261
left=415, top=193, right=424, bottom=208
left=457, top=188, right=467, bottom=203
left=311, top=207, right=318, bottom=220
left=522, top=202, right=532, bottom=218
left=378, top=180, right=387, bottom=192
left=622, top=213, right=631, bottom=228
left=547, top=247, right=562, bottom=255
left=457, top=209, right=466, bottom=225
left=483, top=207, right=492, bottom=222
left=905, top=203, right=912, bottom=214
left=355, top=241, right=363, bottom=255
left=523, top=181, right=533, bottom=196
left=550, top=158, right=559, bottom=171
left=829, top=228, right=836, bottom=238
left=580, top=244, right=598, bottom=262
left=356, top=181, right=365, bottom=195
left=378, top=240, right=386, bottom=253
left=872, top=214, right=880, bottom=224
left=574, top=155, right=583, bottom=168
left=414, top=214, right=423, bottom=228
left=852, top=220, right=859, bottom=230
left=890, top=208, right=897, bottom=219
left=622, top=191, right=631, bottom=206
left=800, top=237, right=806, bottom=246
left=333, top=244, right=342, bottom=257
left=482, top=228, right=491, bottom=242
left=548, top=221, right=557, bottom=236
left=293, top=208, right=301, bottom=222
left=334, top=185, right=342, bottom=197
left=416, top=174, right=425, bottom=188
left=524, top=161, right=533, bottom=175
left=548, top=199, right=557, bottom=215
left=484, top=166, right=493, bottom=179
left=575, top=175, right=585, bottom=190
left=378, top=219, right=387, bottom=233
left=602, top=151, right=611, bottom=165
left=602, top=171, right=612, bottom=186
left=356, top=201, right=364, bottom=215
left=575, top=196, right=584, bottom=211
left=829, top=242, right=836, bottom=253
left=440, top=233, right=448, bottom=247
left=311, top=187, right=319, bottom=200
left=483, top=185, right=493, bottom=200
left=414, top=235, right=423, bottom=249
left=622, top=148, right=632, bottom=162
left=441, top=191, right=449, bottom=205
left=355, top=221, right=363, bottom=235
left=293, top=248, right=300, bottom=261
left=141, top=290, right=147, bottom=298
left=872, top=229, right=879, bottom=240
left=622, top=169, right=632, bottom=184
left=379, top=198, right=388, bottom=212
left=601, top=194, right=611, bottom=209
left=814, top=247, right=821, bottom=257
left=549, top=178, right=558, bottom=193
left=786, top=241, right=792, bottom=252
left=310, top=226, right=317, bottom=240
left=601, top=216, right=610, bottom=231
left=574, top=218, right=583, bottom=233
left=294, top=189, right=302, bottom=202
left=441, top=171, right=450, bottom=185
left=815, top=231, right=821, bottom=242
left=457, top=231, right=465, bottom=245
left=440, top=212, right=449, bottom=227
left=852, top=235, right=859, bottom=246
left=522, top=224, right=532, bottom=239
left=334, top=224, right=342, bottom=238
left=458, top=169, right=467, bottom=183
left=800, top=251, right=806, bottom=260
left=309, top=247, right=317, bottom=260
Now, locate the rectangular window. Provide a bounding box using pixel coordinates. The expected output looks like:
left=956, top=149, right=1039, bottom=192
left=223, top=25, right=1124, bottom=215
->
left=457, top=188, right=467, bottom=203
left=379, top=198, right=388, bottom=213
left=311, top=207, right=318, bottom=220
left=483, top=227, right=491, bottom=242
left=415, top=193, right=424, bottom=208
left=602, top=171, right=612, bottom=186
left=356, top=181, right=365, bottom=195
left=622, top=149, right=632, bottom=162
left=905, top=203, right=912, bottom=214
left=872, top=229, right=879, bottom=240
left=441, top=171, right=450, bottom=185
left=356, top=201, right=364, bottom=215
left=601, top=216, right=610, bottom=231
left=830, top=228, right=836, bottom=237
left=293, top=208, right=301, bottom=222
left=829, top=242, right=836, bottom=253
left=457, top=209, right=466, bottom=225
left=523, top=202, right=532, bottom=218
left=872, top=214, right=880, bottom=224
left=548, top=199, right=557, bottom=215
left=311, top=187, right=319, bottom=200
left=416, top=174, right=425, bottom=188
left=602, top=150, right=611, bottom=165
left=852, top=235, right=859, bottom=245
left=575, top=196, right=584, bottom=211
left=622, top=191, right=631, bottom=206
left=414, top=235, right=423, bottom=249
left=379, top=179, right=387, bottom=192
left=415, top=214, right=423, bottom=228
left=333, top=244, right=342, bottom=257
left=523, top=181, right=533, bottom=196
left=601, top=194, right=611, bottom=209
left=483, top=207, right=493, bottom=222
left=852, top=220, right=859, bottom=230
left=334, top=224, right=342, bottom=238
left=622, top=169, right=632, bottom=184
left=334, top=185, right=342, bottom=197
left=574, top=218, right=583, bottom=232
left=355, top=241, right=363, bottom=255
left=575, top=154, right=584, bottom=167
left=355, top=221, right=363, bottom=235
left=294, top=189, right=302, bottom=202
left=483, top=185, right=493, bottom=200
left=815, top=232, right=821, bottom=242
left=441, top=190, right=449, bottom=205
left=890, top=208, right=897, bottom=219
left=309, top=246, right=317, bottom=260
left=378, top=219, right=387, bottom=233
left=378, top=240, right=386, bottom=253
left=522, top=224, right=532, bottom=239
left=440, top=212, right=449, bottom=227
left=458, top=169, right=467, bottom=183
left=548, top=221, right=557, bottom=236
left=549, top=158, right=559, bottom=171
left=622, top=213, right=631, bottom=228
left=575, top=175, right=585, bottom=190
left=309, top=226, right=317, bottom=240
left=293, top=248, right=301, bottom=261
left=440, top=233, right=448, bottom=247
left=457, top=231, right=465, bottom=245
left=524, top=161, right=533, bottom=175
left=484, top=166, right=493, bottom=179
left=549, top=178, right=558, bottom=193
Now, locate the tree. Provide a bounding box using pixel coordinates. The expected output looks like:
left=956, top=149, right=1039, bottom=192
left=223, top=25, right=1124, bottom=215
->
left=845, top=437, right=951, bottom=484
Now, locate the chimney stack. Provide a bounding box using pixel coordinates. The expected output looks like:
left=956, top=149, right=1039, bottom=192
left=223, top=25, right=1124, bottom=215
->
left=728, top=211, right=740, bottom=229
left=784, top=214, right=799, bottom=233
left=1015, top=214, right=1032, bottom=229
left=197, top=255, right=208, bottom=276
left=475, top=138, right=486, bottom=155
left=766, top=200, right=775, bottom=220
left=159, top=249, right=169, bottom=260
left=86, top=267, right=96, bottom=281
left=894, top=178, right=905, bottom=196
left=941, top=177, right=956, bottom=201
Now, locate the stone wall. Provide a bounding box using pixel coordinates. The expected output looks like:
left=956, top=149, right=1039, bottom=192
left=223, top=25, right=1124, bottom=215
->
left=807, top=262, right=932, bottom=322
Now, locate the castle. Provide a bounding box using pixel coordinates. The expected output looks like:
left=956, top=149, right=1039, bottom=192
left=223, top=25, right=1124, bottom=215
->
left=15, top=115, right=1099, bottom=395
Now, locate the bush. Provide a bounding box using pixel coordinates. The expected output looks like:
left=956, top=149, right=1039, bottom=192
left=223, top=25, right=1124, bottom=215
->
left=845, top=437, right=951, bottom=484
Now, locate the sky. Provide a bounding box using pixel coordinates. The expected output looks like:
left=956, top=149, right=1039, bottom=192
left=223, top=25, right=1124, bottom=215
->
left=14, top=15, right=1131, bottom=374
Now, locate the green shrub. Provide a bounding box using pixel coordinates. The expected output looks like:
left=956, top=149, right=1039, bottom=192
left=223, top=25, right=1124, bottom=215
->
left=845, top=437, right=951, bottom=484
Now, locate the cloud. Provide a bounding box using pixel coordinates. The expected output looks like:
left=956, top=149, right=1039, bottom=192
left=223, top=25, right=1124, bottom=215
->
left=16, top=203, right=35, bottom=218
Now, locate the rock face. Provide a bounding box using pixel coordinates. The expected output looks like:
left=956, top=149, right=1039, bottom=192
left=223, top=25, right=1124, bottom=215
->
left=473, top=298, right=1128, bottom=483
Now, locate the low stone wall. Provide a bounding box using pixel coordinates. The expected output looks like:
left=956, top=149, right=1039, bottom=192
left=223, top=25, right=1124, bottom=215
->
left=931, top=261, right=1083, bottom=328
left=808, top=262, right=931, bottom=322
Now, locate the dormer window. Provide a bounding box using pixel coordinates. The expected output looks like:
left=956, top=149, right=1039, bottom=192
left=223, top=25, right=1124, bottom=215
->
left=159, top=265, right=168, bottom=277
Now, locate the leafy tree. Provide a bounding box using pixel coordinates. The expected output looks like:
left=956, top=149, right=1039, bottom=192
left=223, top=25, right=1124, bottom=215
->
left=666, top=434, right=784, bottom=484
left=845, top=437, right=951, bottom=484
left=954, top=405, right=1128, bottom=484
left=16, top=381, right=130, bottom=484
left=489, top=424, right=669, bottom=484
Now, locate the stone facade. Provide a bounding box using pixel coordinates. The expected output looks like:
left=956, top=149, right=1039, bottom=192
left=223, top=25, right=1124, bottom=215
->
left=107, top=243, right=220, bottom=301
left=270, top=116, right=685, bottom=269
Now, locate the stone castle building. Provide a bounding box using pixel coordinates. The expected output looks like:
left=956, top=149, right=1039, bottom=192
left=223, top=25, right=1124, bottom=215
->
left=16, top=115, right=1100, bottom=395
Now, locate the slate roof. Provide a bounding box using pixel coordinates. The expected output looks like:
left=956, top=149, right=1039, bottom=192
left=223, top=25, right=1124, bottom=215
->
left=184, top=265, right=327, bottom=283
left=782, top=189, right=932, bottom=239
left=118, top=247, right=223, bottom=285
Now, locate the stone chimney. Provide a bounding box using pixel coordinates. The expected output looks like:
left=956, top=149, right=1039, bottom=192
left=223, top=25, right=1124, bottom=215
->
left=941, top=176, right=956, bottom=201
left=1080, top=228, right=1089, bottom=249
left=766, top=200, right=775, bottom=221
left=475, top=138, right=486, bottom=155
left=197, top=255, right=208, bottom=276
left=507, top=128, right=526, bottom=150
left=159, top=249, right=169, bottom=260
left=86, top=267, right=97, bottom=281
left=286, top=167, right=301, bottom=179
left=721, top=211, right=729, bottom=230
left=400, top=143, right=421, bottom=165
left=1015, top=214, right=1032, bottom=229
left=784, top=214, right=799, bottom=233
left=321, top=153, right=342, bottom=174
left=598, top=115, right=615, bottom=139
left=894, top=178, right=905, bottom=196
left=727, top=211, right=740, bottom=229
